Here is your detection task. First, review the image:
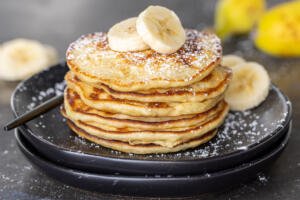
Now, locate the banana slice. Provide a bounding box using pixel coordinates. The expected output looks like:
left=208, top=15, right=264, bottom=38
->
left=225, top=62, right=270, bottom=111
left=136, top=5, right=186, bottom=54
left=0, top=39, right=58, bottom=81
left=222, top=55, right=245, bottom=68
left=108, top=17, right=150, bottom=52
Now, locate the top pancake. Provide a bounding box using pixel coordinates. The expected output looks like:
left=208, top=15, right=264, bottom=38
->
left=67, top=30, right=222, bottom=92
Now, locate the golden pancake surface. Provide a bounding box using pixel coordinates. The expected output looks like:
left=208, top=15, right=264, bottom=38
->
left=66, top=120, right=218, bottom=154
left=63, top=29, right=231, bottom=154
left=83, top=66, right=231, bottom=103
left=65, top=73, right=225, bottom=117
left=64, top=88, right=228, bottom=131
left=67, top=30, right=222, bottom=92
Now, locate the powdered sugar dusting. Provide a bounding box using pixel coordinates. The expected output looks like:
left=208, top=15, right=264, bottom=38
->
left=66, top=30, right=222, bottom=90
left=25, top=81, right=65, bottom=111
left=101, top=104, right=289, bottom=160
left=14, top=66, right=290, bottom=161
left=20, top=87, right=289, bottom=160
left=99, top=87, right=288, bottom=160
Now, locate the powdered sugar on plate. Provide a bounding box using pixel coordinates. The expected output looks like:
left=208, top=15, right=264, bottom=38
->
left=12, top=64, right=290, bottom=161
left=25, top=81, right=65, bottom=111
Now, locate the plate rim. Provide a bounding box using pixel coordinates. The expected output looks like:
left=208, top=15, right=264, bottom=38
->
left=14, top=123, right=292, bottom=181
left=11, top=63, right=292, bottom=164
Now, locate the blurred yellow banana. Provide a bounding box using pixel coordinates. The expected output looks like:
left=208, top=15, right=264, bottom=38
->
left=254, top=1, right=300, bottom=57
left=215, top=0, right=265, bottom=40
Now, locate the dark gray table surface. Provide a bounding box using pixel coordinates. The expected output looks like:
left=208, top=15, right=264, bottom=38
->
left=0, top=0, right=299, bottom=199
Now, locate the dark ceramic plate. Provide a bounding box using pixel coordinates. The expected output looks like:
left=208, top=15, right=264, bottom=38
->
left=15, top=125, right=291, bottom=197
left=12, top=63, right=292, bottom=175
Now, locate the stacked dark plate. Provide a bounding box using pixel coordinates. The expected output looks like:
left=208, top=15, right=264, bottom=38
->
left=12, top=63, right=292, bottom=197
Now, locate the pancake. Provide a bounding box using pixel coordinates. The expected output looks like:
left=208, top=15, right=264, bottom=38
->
left=64, top=84, right=223, bottom=117
left=64, top=26, right=231, bottom=154
left=64, top=88, right=228, bottom=130
left=65, top=79, right=224, bottom=117
left=79, top=66, right=231, bottom=103
left=61, top=102, right=229, bottom=148
left=65, top=86, right=206, bottom=122
left=67, top=30, right=222, bottom=92
left=67, top=120, right=218, bottom=154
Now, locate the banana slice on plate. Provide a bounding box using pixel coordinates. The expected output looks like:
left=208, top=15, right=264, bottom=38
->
left=225, top=62, right=270, bottom=111
left=108, top=17, right=150, bottom=52
left=136, top=5, right=186, bottom=54
left=0, top=39, right=58, bottom=81
left=222, top=55, right=245, bottom=68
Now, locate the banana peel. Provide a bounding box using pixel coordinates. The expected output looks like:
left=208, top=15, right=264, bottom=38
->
left=254, top=0, right=300, bottom=57
left=215, top=0, right=265, bottom=40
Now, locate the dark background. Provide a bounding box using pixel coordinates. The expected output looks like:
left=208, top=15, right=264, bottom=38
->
left=0, top=0, right=300, bottom=199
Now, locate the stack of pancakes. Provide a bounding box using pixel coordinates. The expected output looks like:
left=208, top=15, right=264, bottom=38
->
left=62, top=30, right=232, bottom=154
